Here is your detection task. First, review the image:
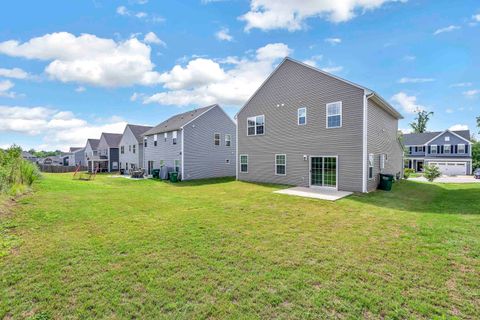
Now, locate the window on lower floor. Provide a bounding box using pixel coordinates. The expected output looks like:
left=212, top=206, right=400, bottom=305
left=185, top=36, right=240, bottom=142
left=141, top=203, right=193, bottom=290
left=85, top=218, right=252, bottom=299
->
left=159, top=160, right=165, bottom=167
left=275, top=154, right=286, bottom=175
left=368, top=153, right=374, bottom=179
left=380, top=154, right=386, bottom=169
left=240, top=155, right=248, bottom=173
left=174, top=159, right=180, bottom=172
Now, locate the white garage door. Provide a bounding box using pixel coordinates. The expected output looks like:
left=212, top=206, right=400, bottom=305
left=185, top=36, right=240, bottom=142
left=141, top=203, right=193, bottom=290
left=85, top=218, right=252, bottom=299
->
left=429, top=162, right=466, bottom=176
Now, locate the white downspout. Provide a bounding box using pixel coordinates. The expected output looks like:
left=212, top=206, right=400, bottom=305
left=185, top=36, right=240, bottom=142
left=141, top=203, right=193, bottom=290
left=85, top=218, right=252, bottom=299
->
left=362, top=92, right=369, bottom=193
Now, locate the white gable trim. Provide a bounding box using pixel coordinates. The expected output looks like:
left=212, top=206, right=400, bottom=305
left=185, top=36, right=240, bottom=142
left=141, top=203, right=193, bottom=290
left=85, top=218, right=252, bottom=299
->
left=424, top=130, right=471, bottom=146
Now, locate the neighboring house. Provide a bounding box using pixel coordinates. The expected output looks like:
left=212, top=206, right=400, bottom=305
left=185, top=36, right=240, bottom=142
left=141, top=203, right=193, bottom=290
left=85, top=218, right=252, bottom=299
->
left=236, top=57, right=404, bottom=193
left=65, top=147, right=83, bottom=166
left=143, top=104, right=236, bottom=180
left=21, top=151, right=37, bottom=162
left=42, top=156, right=63, bottom=166
left=119, top=124, right=153, bottom=173
left=84, top=138, right=100, bottom=172
left=403, top=130, right=472, bottom=175
left=94, top=133, right=122, bottom=172
left=72, top=147, right=85, bottom=166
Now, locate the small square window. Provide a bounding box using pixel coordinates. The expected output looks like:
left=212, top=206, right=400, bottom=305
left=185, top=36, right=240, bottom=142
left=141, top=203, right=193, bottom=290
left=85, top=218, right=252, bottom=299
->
left=445, top=136, right=450, bottom=142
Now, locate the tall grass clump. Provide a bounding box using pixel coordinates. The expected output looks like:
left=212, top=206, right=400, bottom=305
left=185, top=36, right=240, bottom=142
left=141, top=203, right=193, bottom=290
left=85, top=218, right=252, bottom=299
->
left=0, top=145, right=41, bottom=195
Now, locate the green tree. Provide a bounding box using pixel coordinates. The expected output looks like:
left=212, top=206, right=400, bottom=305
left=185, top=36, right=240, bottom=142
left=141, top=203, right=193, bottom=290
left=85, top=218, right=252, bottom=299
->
left=409, top=110, right=434, bottom=133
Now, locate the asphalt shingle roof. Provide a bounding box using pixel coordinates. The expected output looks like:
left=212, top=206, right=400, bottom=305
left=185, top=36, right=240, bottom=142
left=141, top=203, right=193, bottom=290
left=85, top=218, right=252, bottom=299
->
left=102, top=133, right=122, bottom=148
left=144, top=105, right=217, bottom=136
left=127, top=124, right=153, bottom=142
left=86, top=139, right=100, bottom=150
left=403, top=130, right=471, bottom=145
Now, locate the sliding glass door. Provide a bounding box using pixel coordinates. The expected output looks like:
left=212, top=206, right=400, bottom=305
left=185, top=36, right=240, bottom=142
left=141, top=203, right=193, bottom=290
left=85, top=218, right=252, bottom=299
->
left=310, top=156, right=337, bottom=188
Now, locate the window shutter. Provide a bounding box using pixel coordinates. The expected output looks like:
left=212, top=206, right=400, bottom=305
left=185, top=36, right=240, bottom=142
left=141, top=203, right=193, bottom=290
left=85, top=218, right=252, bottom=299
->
left=465, top=145, right=469, bottom=154
left=428, top=146, right=431, bottom=153
left=409, top=147, right=413, bottom=154
left=455, top=145, right=458, bottom=153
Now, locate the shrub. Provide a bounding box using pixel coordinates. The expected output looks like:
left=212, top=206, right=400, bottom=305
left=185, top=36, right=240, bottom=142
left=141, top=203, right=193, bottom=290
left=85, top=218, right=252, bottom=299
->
left=404, top=168, right=415, bottom=179
left=0, top=145, right=41, bottom=194
left=20, top=160, right=41, bottom=186
left=423, top=164, right=442, bottom=182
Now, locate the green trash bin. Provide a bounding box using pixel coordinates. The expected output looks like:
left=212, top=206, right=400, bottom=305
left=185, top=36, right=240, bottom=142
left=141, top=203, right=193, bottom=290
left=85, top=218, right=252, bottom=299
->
left=379, top=174, right=394, bottom=191
left=169, top=171, right=179, bottom=183
left=152, top=169, right=160, bottom=179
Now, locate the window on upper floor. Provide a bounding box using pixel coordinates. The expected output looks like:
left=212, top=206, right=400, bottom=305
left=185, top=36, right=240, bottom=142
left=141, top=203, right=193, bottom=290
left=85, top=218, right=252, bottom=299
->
left=298, top=107, right=306, bottom=125
left=214, top=133, right=221, bottom=146
left=144, top=137, right=147, bottom=147
left=133, top=144, right=136, bottom=154
left=225, top=134, right=231, bottom=147
left=444, top=144, right=451, bottom=154
left=129, top=145, right=131, bottom=152
left=445, top=136, right=450, bottom=142
left=172, top=131, right=177, bottom=145
left=121, top=146, right=124, bottom=154
left=247, top=115, right=265, bottom=136
left=431, top=145, right=437, bottom=154
left=154, top=134, right=158, bottom=146
left=458, top=144, right=466, bottom=154
left=326, top=101, right=342, bottom=128
left=164, top=132, right=168, bottom=142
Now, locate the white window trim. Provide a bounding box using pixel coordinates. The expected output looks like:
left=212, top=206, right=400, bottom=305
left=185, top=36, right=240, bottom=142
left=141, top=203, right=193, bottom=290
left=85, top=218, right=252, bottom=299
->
left=247, top=115, right=265, bottom=136
left=240, top=154, right=248, bottom=173
left=326, top=101, right=342, bottom=129
left=225, top=134, right=231, bottom=147
left=214, top=133, right=221, bottom=146
left=368, top=153, right=374, bottom=180
left=275, top=154, right=286, bottom=176
left=164, top=132, right=168, bottom=141
left=297, top=107, right=307, bottom=125
left=430, top=144, right=438, bottom=154
left=458, top=144, right=466, bottom=154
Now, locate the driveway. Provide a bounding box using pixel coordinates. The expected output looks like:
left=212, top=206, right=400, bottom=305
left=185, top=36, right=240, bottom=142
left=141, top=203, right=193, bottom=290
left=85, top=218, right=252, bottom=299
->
left=409, top=175, right=480, bottom=183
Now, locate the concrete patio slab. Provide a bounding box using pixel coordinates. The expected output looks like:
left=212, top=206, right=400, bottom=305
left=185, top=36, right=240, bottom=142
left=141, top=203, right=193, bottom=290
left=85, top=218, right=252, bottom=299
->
left=274, top=187, right=352, bottom=201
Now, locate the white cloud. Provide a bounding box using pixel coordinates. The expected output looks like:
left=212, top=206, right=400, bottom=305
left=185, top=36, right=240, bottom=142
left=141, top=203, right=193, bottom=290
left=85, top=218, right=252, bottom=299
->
left=463, top=89, right=479, bottom=97
left=433, top=25, right=460, bottom=35
left=143, top=32, right=166, bottom=46
left=403, top=55, right=416, bottom=61
left=75, top=86, right=86, bottom=93
left=325, top=38, right=341, bottom=45
left=450, top=82, right=472, bottom=88
left=303, top=55, right=323, bottom=67
left=0, top=80, right=17, bottom=98
left=398, top=77, right=435, bottom=84
left=473, top=14, right=480, bottom=22
left=141, top=43, right=292, bottom=107
left=445, top=108, right=454, bottom=114
left=116, top=6, right=129, bottom=15
left=0, top=32, right=162, bottom=87
left=449, top=124, right=469, bottom=131
left=0, top=67, right=30, bottom=79
left=239, top=0, right=407, bottom=31
left=321, top=66, right=343, bottom=73
left=215, top=28, right=233, bottom=41
left=391, top=92, right=426, bottom=114
left=0, top=105, right=127, bottom=151
left=399, top=128, right=412, bottom=134
left=116, top=5, right=163, bottom=22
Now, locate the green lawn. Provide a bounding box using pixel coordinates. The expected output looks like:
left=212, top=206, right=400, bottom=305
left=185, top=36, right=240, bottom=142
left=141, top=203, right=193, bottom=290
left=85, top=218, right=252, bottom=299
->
left=1, top=174, right=479, bottom=319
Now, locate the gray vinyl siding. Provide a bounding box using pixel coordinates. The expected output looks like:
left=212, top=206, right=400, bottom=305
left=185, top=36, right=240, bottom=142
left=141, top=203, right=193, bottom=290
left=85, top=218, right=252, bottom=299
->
left=366, top=99, right=403, bottom=192
left=237, top=59, right=365, bottom=192
left=183, top=106, right=236, bottom=180
left=109, top=148, right=119, bottom=171
left=119, top=126, right=142, bottom=170
left=74, top=149, right=85, bottom=166
left=143, top=130, right=182, bottom=173
left=426, top=132, right=472, bottom=158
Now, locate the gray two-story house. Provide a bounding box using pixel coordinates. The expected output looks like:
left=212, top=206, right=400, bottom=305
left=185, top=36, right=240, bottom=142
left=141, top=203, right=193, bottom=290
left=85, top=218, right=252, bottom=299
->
left=236, top=57, right=404, bottom=193
left=84, top=139, right=99, bottom=172
left=143, top=104, right=236, bottom=180
left=119, top=124, right=153, bottom=173
left=90, top=133, right=122, bottom=172
left=404, top=130, right=472, bottom=175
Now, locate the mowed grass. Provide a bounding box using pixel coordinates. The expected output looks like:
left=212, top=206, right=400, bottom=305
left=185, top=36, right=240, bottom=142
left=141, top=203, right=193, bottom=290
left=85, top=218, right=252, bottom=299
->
left=0, top=174, right=479, bottom=319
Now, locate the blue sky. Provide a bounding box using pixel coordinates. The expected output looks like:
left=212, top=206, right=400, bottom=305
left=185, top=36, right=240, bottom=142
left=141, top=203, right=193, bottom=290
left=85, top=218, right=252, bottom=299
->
left=0, top=0, right=479, bottom=151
